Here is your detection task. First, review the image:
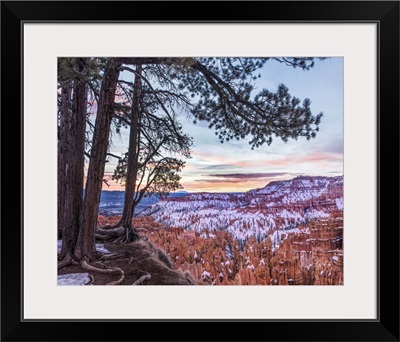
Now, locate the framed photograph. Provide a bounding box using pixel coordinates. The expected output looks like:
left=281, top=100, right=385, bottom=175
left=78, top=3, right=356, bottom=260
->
left=1, top=1, right=399, bottom=341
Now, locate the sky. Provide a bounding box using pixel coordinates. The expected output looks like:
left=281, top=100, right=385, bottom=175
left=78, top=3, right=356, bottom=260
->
left=95, top=57, right=343, bottom=193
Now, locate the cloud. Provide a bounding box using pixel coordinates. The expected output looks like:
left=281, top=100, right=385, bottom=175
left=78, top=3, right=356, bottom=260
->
left=198, top=179, right=242, bottom=184
left=191, top=149, right=342, bottom=170
left=323, top=138, right=343, bottom=154
left=200, top=164, right=238, bottom=170
left=231, top=152, right=342, bottom=168
left=207, top=172, right=292, bottom=179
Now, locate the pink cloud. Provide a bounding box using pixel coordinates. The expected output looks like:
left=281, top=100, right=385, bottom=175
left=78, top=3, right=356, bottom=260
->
left=207, top=172, right=291, bottom=179
left=192, top=150, right=341, bottom=169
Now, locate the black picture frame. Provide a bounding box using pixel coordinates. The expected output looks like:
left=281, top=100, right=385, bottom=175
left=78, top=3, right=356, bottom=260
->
left=1, top=1, right=399, bottom=341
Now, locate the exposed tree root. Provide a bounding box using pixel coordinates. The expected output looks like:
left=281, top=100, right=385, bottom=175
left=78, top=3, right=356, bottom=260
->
left=102, top=256, right=140, bottom=265
left=80, top=260, right=125, bottom=286
left=97, top=225, right=141, bottom=244
left=99, top=252, right=128, bottom=260
left=133, top=273, right=151, bottom=285
left=106, top=271, right=125, bottom=285
left=113, top=227, right=140, bottom=244
left=96, top=227, right=125, bottom=237
left=58, top=256, right=72, bottom=270
left=85, top=274, right=94, bottom=285
left=123, top=227, right=140, bottom=243
left=113, top=236, right=124, bottom=243
left=95, top=233, right=111, bottom=241
left=81, top=260, right=121, bottom=274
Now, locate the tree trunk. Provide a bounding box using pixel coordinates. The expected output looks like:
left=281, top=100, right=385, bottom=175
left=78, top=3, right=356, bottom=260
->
left=59, top=58, right=88, bottom=260
left=57, top=81, right=71, bottom=240
left=74, top=58, right=121, bottom=260
left=118, top=65, right=142, bottom=236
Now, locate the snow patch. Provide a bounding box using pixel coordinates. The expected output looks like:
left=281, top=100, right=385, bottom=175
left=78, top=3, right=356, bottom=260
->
left=201, top=270, right=211, bottom=279
left=335, top=198, right=344, bottom=210
left=95, top=244, right=110, bottom=253
left=57, top=240, right=110, bottom=254
left=58, top=273, right=91, bottom=286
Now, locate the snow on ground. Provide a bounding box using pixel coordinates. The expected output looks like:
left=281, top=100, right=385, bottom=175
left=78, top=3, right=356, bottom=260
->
left=138, top=175, right=343, bottom=251
left=201, top=270, right=211, bottom=280
left=57, top=240, right=109, bottom=286
left=57, top=240, right=110, bottom=253
left=144, top=201, right=329, bottom=245
left=335, top=198, right=344, bottom=210
left=95, top=244, right=110, bottom=253
left=58, top=273, right=91, bottom=285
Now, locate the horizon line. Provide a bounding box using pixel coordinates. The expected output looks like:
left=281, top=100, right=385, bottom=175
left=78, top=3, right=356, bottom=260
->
left=96, top=174, right=343, bottom=193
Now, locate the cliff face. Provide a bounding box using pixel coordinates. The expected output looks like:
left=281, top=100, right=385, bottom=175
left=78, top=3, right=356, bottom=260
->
left=141, top=176, right=343, bottom=247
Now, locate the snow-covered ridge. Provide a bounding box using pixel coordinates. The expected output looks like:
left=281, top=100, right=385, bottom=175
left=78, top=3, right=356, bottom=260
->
left=248, top=175, right=343, bottom=204
left=145, top=192, right=248, bottom=214
left=140, top=175, right=343, bottom=245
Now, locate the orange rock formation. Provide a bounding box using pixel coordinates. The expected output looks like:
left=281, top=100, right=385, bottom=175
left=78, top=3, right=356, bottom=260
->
left=97, top=211, right=343, bottom=285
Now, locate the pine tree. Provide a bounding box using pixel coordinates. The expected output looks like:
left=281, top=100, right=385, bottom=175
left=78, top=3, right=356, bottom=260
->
left=73, top=58, right=122, bottom=261
left=57, top=58, right=88, bottom=264
left=104, top=64, right=192, bottom=242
